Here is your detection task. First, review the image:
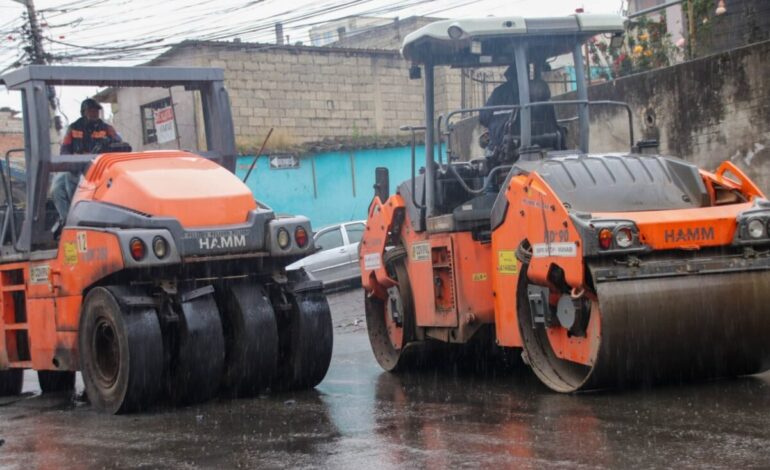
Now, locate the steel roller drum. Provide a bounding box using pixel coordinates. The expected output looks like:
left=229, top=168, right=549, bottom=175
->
left=521, top=266, right=770, bottom=393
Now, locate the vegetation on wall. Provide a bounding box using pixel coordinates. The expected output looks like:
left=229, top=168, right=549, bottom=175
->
left=589, top=15, right=678, bottom=79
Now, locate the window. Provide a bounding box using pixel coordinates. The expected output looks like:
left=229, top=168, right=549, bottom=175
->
left=345, top=223, right=365, bottom=244
left=315, top=228, right=344, bottom=251
left=140, top=97, right=172, bottom=144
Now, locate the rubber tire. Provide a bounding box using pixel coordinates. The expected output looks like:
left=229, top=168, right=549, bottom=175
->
left=219, top=281, right=278, bottom=397
left=167, top=291, right=225, bottom=405
left=38, top=371, right=75, bottom=394
left=0, top=369, right=23, bottom=396
left=275, top=287, right=333, bottom=391
left=79, top=287, right=163, bottom=414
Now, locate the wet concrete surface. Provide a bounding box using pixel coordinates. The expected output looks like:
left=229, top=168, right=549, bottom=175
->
left=2, top=287, right=770, bottom=468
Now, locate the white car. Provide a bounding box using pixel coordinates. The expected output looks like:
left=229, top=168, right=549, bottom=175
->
left=287, top=220, right=366, bottom=286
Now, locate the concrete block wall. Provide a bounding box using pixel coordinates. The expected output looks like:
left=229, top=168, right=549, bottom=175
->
left=577, top=39, right=770, bottom=193
left=119, top=42, right=440, bottom=152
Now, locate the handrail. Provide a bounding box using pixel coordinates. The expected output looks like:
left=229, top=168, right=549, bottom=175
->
left=441, top=100, right=635, bottom=148
left=435, top=100, right=635, bottom=200
left=2, top=149, right=24, bottom=248
left=446, top=163, right=512, bottom=196
left=399, top=125, right=427, bottom=210
left=435, top=115, right=444, bottom=166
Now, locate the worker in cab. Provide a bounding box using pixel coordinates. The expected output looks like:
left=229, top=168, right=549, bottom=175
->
left=479, top=64, right=520, bottom=157
left=54, top=98, right=122, bottom=221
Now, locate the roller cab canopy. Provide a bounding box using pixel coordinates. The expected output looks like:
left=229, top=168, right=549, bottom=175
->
left=401, top=14, right=625, bottom=66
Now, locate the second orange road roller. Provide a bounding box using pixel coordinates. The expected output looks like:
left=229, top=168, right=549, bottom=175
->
left=360, top=14, right=770, bottom=392
left=0, top=66, right=332, bottom=413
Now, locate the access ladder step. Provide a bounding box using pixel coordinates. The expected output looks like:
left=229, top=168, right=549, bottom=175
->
left=8, top=360, right=31, bottom=368
left=3, top=323, right=28, bottom=331
left=1, top=285, right=25, bottom=292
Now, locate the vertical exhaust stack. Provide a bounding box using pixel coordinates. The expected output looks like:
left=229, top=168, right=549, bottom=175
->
left=275, top=23, right=284, bottom=45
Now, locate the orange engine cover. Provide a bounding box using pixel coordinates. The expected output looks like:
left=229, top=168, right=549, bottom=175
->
left=75, top=151, right=257, bottom=228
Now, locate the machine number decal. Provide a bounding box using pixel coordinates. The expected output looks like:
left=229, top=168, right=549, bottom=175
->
left=30, top=265, right=50, bottom=284
left=411, top=242, right=430, bottom=261
left=63, top=243, right=78, bottom=265
left=364, top=253, right=382, bottom=270
left=498, top=250, right=518, bottom=274
left=76, top=231, right=88, bottom=253
left=472, top=272, right=488, bottom=281
left=547, top=229, right=570, bottom=243
left=533, top=242, right=577, bottom=258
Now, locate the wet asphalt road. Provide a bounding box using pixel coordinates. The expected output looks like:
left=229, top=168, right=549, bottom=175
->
left=2, top=288, right=770, bottom=469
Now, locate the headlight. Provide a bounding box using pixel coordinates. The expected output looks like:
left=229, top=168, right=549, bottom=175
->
left=447, top=25, right=464, bottom=39
left=277, top=228, right=291, bottom=249
left=615, top=227, right=634, bottom=248
left=152, top=236, right=168, bottom=259
left=748, top=219, right=765, bottom=239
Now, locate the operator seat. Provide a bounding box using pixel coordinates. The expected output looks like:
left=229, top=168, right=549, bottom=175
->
left=529, top=79, right=565, bottom=150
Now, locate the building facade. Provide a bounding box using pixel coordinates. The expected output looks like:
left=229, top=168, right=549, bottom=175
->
left=0, top=108, right=24, bottom=159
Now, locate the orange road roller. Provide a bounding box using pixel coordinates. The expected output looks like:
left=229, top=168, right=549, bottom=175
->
left=0, top=66, right=332, bottom=413
left=360, top=14, right=770, bottom=392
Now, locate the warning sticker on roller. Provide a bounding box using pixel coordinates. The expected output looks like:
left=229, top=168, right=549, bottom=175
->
left=364, top=253, right=382, bottom=270
left=30, top=265, right=50, bottom=284
left=533, top=242, right=578, bottom=258
left=497, top=250, right=518, bottom=275
left=63, top=243, right=78, bottom=265
left=411, top=242, right=430, bottom=262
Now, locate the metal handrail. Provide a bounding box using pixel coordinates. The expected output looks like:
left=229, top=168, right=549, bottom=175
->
left=441, top=100, right=635, bottom=148
left=446, top=163, right=512, bottom=196
left=436, top=100, right=635, bottom=200
left=2, top=149, right=24, bottom=248
left=399, top=125, right=427, bottom=210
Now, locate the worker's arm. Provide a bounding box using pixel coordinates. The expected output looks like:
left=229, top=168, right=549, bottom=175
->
left=59, top=127, right=74, bottom=155
left=106, top=124, right=123, bottom=143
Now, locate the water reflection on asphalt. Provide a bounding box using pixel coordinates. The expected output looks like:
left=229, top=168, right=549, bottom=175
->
left=1, top=290, right=769, bottom=468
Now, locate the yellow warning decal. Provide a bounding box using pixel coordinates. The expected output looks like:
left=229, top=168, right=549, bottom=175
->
left=64, top=242, right=78, bottom=266
left=497, top=250, right=518, bottom=275
left=472, top=273, right=488, bottom=281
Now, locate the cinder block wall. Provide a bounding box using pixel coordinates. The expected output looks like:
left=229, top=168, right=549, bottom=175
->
left=111, top=42, right=472, bottom=153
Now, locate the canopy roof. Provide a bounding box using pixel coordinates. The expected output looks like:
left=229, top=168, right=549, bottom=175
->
left=1, top=65, right=224, bottom=89
left=401, top=14, right=625, bottom=66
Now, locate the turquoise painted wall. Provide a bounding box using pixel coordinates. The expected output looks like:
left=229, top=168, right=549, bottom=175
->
left=235, top=146, right=423, bottom=230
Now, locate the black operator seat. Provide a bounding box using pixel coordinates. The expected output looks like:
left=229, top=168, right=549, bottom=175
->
left=529, top=79, right=565, bottom=151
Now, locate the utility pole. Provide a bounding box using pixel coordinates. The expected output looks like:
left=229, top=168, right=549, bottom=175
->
left=13, top=0, right=61, bottom=144
left=13, top=0, right=46, bottom=64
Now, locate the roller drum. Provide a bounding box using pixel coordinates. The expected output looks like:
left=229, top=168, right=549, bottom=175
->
left=520, top=264, right=770, bottom=392
left=588, top=271, right=770, bottom=389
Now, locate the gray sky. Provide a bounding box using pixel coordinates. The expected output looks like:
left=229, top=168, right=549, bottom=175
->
left=0, top=0, right=625, bottom=121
